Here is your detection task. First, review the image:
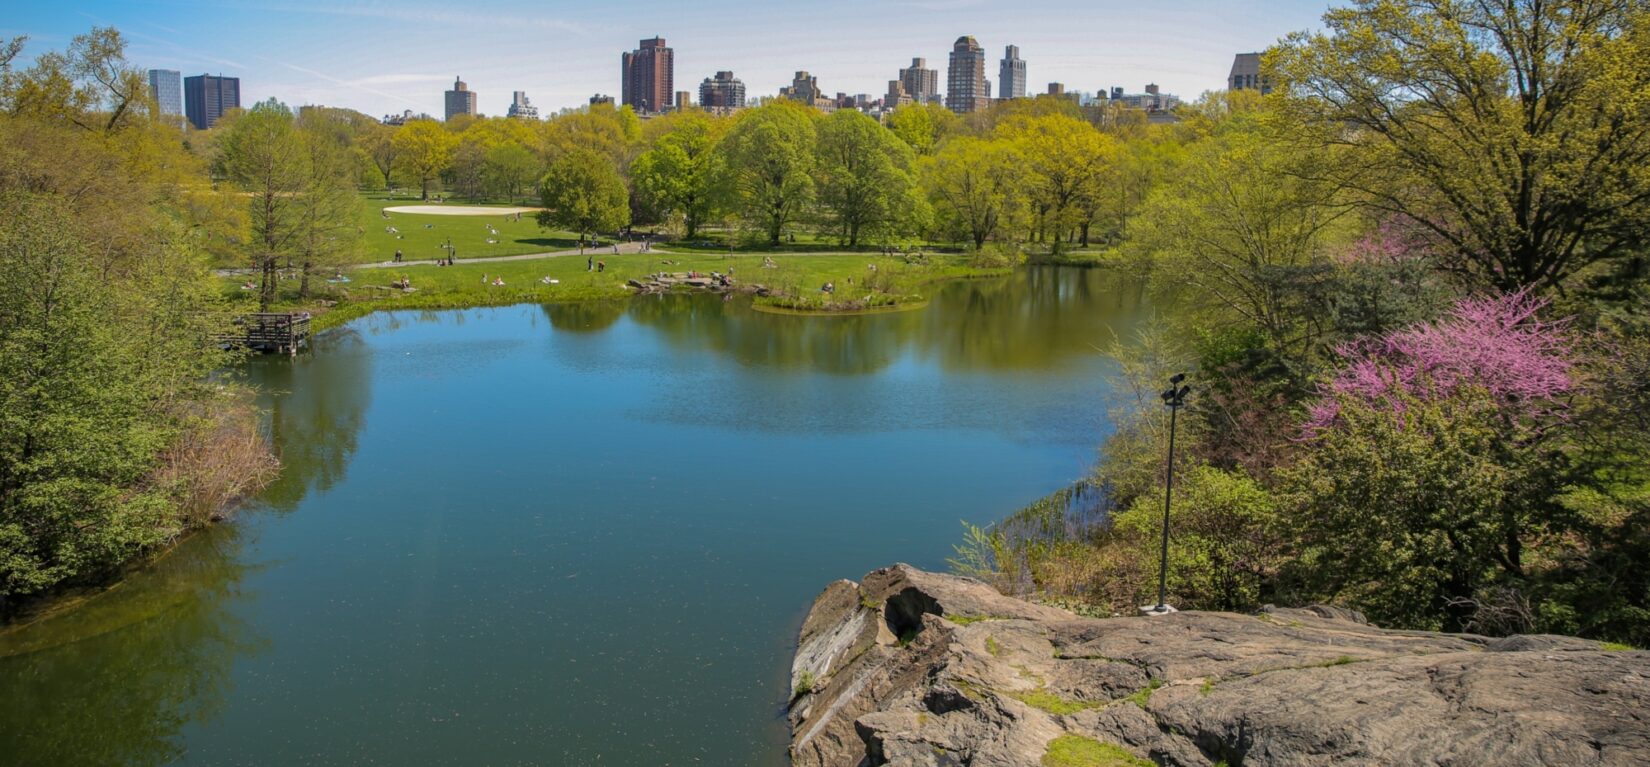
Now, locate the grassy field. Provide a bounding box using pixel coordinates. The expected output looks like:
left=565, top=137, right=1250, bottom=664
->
left=353, top=192, right=582, bottom=264
left=227, top=250, right=1007, bottom=330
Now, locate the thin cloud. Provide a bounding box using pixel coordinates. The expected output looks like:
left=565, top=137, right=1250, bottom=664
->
left=894, top=0, right=985, bottom=9
left=227, top=2, right=596, bottom=36
left=347, top=73, right=454, bottom=87
left=266, top=57, right=426, bottom=108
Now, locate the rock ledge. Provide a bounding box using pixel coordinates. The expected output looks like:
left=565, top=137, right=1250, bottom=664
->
left=788, top=564, right=1650, bottom=766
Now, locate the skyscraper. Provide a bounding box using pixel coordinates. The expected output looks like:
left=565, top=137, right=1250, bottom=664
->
left=1228, top=53, right=1270, bottom=94
left=699, top=71, right=747, bottom=110
left=507, top=91, right=538, bottom=119
left=622, top=37, right=675, bottom=114
left=998, top=45, right=1026, bottom=101
left=147, top=69, right=182, bottom=117
left=946, top=36, right=989, bottom=114
left=445, top=77, right=477, bottom=121
left=898, top=58, right=939, bottom=105
left=183, top=74, right=239, bottom=130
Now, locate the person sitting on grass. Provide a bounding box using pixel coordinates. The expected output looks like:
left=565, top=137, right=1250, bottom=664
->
left=492, top=276, right=506, bottom=286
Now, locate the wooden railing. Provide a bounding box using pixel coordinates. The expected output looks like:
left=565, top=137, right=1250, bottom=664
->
left=217, top=312, right=312, bottom=355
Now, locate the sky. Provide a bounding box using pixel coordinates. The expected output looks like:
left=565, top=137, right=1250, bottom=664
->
left=6, top=0, right=1332, bottom=117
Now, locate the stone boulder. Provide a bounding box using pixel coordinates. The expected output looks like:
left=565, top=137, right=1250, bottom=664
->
left=788, top=564, right=1650, bottom=767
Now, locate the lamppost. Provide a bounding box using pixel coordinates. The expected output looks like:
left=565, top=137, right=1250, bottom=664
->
left=1144, top=373, right=1190, bottom=616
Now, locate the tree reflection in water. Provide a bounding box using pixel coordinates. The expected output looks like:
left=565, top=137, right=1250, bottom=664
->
left=0, top=525, right=261, bottom=766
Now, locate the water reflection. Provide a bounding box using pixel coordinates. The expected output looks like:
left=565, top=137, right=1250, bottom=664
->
left=620, top=266, right=1148, bottom=375
left=253, top=330, right=374, bottom=511
left=0, top=266, right=1147, bottom=766
left=541, top=301, right=627, bottom=333
left=0, top=526, right=260, bottom=766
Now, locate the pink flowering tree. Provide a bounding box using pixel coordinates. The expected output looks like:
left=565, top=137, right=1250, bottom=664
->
left=1307, top=292, right=1576, bottom=431
left=1288, top=292, right=1584, bottom=632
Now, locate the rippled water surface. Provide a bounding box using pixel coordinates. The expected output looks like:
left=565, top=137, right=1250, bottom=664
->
left=0, top=267, right=1151, bottom=765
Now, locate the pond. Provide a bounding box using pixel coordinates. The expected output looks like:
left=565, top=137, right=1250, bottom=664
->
left=0, top=267, right=1152, bottom=766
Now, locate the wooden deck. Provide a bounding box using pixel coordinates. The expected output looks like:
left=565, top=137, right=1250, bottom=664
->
left=219, top=312, right=311, bottom=355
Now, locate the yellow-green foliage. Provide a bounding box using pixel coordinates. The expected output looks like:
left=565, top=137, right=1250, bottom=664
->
left=1041, top=735, right=1154, bottom=767
left=1113, top=465, right=1282, bottom=612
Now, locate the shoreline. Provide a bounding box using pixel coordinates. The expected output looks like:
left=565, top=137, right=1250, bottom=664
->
left=268, top=256, right=1050, bottom=332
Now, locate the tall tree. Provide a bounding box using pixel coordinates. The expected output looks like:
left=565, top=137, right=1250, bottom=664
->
left=718, top=102, right=817, bottom=246
left=292, top=124, right=362, bottom=296
left=538, top=148, right=629, bottom=244
left=218, top=100, right=308, bottom=309
left=998, top=114, right=1114, bottom=252
left=632, top=110, right=722, bottom=238
left=885, top=102, right=963, bottom=156
left=1129, top=128, right=1348, bottom=366
left=483, top=142, right=540, bottom=203
left=1272, top=0, right=1650, bottom=293
left=921, top=136, right=1023, bottom=248
left=391, top=119, right=456, bottom=200
left=813, top=109, right=919, bottom=246
left=360, top=122, right=399, bottom=190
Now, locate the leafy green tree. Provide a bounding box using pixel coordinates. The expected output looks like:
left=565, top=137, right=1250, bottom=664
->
left=538, top=148, right=629, bottom=244
left=391, top=119, right=456, bottom=200
left=293, top=124, right=362, bottom=296
left=998, top=114, right=1114, bottom=252
left=0, top=27, right=146, bottom=131
left=632, top=110, right=722, bottom=237
left=1129, top=128, right=1346, bottom=367
left=0, top=193, right=225, bottom=605
left=218, top=100, right=308, bottom=309
left=1272, top=0, right=1650, bottom=293
left=920, top=136, right=1023, bottom=248
left=540, top=102, right=640, bottom=168
left=717, top=102, right=818, bottom=245
left=483, top=142, right=540, bottom=202
left=359, top=122, right=398, bottom=190
left=886, top=102, right=963, bottom=156
left=813, top=109, right=919, bottom=246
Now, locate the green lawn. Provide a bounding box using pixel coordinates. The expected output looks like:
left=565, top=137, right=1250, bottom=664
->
left=354, top=192, right=582, bottom=264
left=227, top=251, right=1004, bottom=330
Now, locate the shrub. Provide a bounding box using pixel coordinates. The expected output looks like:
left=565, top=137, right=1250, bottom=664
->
left=1113, top=465, right=1283, bottom=611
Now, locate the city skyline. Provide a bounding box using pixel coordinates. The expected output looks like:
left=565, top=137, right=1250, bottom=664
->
left=9, top=0, right=1330, bottom=117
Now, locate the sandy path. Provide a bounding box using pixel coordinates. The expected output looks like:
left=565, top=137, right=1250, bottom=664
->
left=382, top=205, right=542, bottom=216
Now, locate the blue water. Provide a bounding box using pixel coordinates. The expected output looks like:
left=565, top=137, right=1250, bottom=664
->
left=0, top=267, right=1150, bottom=765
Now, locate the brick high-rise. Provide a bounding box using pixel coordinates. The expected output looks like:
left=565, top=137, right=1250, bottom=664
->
left=622, top=37, right=675, bottom=114
left=947, top=36, right=989, bottom=114
left=445, top=76, right=477, bottom=121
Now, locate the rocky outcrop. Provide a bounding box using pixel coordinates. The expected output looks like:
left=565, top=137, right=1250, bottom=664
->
left=789, top=564, right=1650, bottom=767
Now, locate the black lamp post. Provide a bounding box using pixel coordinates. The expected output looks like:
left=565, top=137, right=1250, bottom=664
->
left=1150, top=373, right=1191, bottom=615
